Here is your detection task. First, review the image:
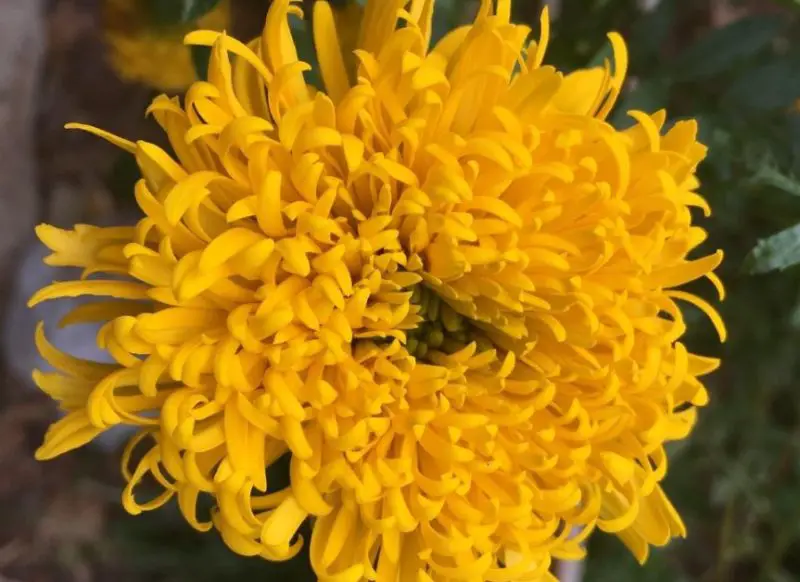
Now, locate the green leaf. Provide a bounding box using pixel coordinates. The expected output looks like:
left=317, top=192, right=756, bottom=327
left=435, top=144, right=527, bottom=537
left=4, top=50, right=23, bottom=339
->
left=723, top=55, right=800, bottom=112
left=430, top=0, right=460, bottom=45
left=612, top=78, right=671, bottom=129
left=586, top=532, right=691, bottom=582
left=586, top=41, right=613, bottom=69
left=147, top=0, right=222, bottom=27
left=106, top=152, right=141, bottom=204
left=671, top=15, right=784, bottom=80
left=749, top=166, right=800, bottom=197
left=745, top=223, right=800, bottom=274
left=290, top=17, right=323, bottom=90
left=629, top=0, right=676, bottom=63
left=191, top=45, right=212, bottom=82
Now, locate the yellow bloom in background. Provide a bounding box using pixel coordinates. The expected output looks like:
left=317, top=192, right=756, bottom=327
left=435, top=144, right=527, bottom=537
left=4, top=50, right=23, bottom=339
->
left=103, top=0, right=230, bottom=91
left=31, top=0, right=726, bottom=580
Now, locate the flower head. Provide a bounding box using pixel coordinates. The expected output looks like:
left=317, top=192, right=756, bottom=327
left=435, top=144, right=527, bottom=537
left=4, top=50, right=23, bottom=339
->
left=103, top=0, right=230, bottom=91
left=31, top=0, right=725, bottom=580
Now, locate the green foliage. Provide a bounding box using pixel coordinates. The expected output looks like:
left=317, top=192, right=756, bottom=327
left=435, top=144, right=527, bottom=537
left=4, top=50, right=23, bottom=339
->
left=629, top=0, right=676, bottom=65
left=169, top=0, right=224, bottom=82
left=290, top=14, right=324, bottom=90
left=545, top=0, right=640, bottom=70
left=745, top=223, right=800, bottom=274
left=429, top=0, right=468, bottom=44
left=750, top=166, right=800, bottom=199
left=745, top=168, right=800, bottom=274
left=724, top=54, right=800, bottom=112
left=191, top=45, right=212, bottom=82
left=612, top=78, right=670, bottom=128
left=106, top=151, right=142, bottom=208
left=670, top=15, right=784, bottom=81
left=147, top=0, right=224, bottom=27
left=111, top=455, right=317, bottom=582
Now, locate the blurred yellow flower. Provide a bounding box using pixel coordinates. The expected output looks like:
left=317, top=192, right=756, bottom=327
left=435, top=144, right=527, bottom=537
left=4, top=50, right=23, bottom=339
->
left=103, top=0, right=230, bottom=91
left=31, top=0, right=725, bottom=580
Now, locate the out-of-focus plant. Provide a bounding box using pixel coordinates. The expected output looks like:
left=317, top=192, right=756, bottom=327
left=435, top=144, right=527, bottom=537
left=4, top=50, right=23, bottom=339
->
left=103, top=0, right=233, bottom=207
left=103, top=0, right=230, bottom=91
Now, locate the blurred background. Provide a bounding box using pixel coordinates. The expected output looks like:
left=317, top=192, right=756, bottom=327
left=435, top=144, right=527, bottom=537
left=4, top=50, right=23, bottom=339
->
left=1, top=0, right=799, bottom=581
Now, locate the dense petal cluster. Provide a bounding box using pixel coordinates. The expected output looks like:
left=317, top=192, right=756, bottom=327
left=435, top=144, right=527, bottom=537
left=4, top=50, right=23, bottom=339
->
left=32, top=0, right=725, bottom=580
left=103, top=0, right=230, bottom=91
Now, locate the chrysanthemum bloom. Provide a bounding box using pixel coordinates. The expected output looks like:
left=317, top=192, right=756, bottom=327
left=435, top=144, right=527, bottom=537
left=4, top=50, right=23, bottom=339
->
left=103, top=0, right=230, bottom=91
left=31, top=0, right=726, bottom=580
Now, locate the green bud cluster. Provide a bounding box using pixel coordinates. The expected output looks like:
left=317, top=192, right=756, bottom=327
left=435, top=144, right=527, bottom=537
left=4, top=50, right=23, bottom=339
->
left=406, top=284, right=494, bottom=360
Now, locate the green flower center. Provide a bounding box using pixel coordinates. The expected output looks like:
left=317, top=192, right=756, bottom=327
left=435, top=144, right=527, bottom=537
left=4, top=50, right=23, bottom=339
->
left=407, top=285, right=494, bottom=359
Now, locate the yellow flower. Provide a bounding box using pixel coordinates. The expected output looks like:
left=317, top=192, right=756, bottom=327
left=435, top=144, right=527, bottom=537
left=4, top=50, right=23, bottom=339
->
left=103, top=0, right=230, bottom=91
left=31, top=0, right=725, bottom=580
